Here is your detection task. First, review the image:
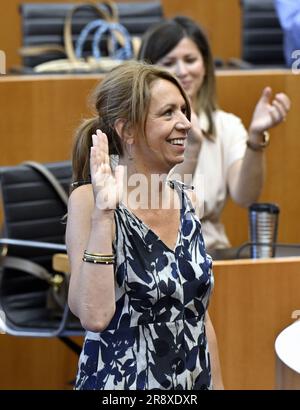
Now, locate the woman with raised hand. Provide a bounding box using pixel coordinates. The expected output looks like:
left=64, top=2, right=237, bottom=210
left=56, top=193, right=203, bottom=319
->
left=66, top=61, right=223, bottom=390
left=138, top=16, right=291, bottom=253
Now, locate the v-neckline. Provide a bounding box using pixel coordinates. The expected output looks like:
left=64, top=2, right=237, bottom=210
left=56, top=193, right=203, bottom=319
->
left=118, top=180, right=191, bottom=254
left=119, top=203, right=183, bottom=255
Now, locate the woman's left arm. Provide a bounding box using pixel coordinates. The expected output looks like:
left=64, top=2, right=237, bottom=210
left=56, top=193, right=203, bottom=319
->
left=228, top=87, right=291, bottom=207
left=206, top=312, right=224, bottom=390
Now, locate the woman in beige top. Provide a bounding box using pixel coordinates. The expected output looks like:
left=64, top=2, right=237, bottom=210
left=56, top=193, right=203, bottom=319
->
left=138, top=16, right=290, bottom=252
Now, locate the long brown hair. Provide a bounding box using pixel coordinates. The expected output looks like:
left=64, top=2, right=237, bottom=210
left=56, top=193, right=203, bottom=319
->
left=71, top=60, right=191, bottom=190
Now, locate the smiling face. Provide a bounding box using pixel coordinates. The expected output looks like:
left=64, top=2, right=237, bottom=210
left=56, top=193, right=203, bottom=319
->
left=157, top=37, right=206, bottom=108
left=133, top=78, right=191, bottom=174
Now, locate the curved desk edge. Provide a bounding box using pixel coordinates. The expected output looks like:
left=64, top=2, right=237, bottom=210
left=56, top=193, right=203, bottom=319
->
left=275, top=321, right=300, bottom=390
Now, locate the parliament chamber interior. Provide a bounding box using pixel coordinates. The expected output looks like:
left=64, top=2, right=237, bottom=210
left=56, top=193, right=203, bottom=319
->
left=0, top=0, right=299, bottom=390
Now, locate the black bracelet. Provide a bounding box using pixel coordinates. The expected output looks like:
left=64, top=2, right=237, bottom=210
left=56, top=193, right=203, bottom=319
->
left=82, top=256, right=114, bottom=265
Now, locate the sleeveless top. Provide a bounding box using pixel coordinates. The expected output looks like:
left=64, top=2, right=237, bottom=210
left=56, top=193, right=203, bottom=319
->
left=194, top=110, right=247, bottom=250
left=75, top=180, right=214, bottom=390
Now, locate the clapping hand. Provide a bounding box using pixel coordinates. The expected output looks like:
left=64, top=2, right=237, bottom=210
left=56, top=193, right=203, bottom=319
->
left=90, top=129, right=124, bottom=211
left=249, top=87, right=291, bottom=136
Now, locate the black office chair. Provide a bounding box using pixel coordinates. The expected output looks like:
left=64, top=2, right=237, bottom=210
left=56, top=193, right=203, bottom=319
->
left=19, top=1, right=164, bottom=70
left=0, top=161, right=84, bottom=354
left=240, top=0, right=285, bottom=67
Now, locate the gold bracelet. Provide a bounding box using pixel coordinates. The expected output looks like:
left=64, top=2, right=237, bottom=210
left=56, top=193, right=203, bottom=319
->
left=246, top=131, right=270, bottom=151
left=84, top=250, right=115, bottom=257
left=83, top=255, right=115, bottom=261
left=83, top=250, right=115, bottom=265
left=83, top=252, right=115, bottom=259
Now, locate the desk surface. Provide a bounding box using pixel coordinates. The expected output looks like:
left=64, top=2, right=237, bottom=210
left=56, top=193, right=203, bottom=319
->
left=0, top=68, right=292, bottom=82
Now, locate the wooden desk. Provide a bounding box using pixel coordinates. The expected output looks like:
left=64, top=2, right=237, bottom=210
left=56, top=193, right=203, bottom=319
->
left=0, top=334, right=82, bottom=389
left=210, top=257, right=300, bottom=390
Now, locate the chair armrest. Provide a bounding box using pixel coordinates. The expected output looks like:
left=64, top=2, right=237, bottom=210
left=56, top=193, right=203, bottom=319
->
left=0, top=237, right=66, bottom=252
left=53, top=253, right=70, bottom=274
left=0, top=238, right=72, bottom=338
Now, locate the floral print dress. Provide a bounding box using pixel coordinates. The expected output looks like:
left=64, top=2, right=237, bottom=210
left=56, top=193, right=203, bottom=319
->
left=75, top=181, right=214, bottom=390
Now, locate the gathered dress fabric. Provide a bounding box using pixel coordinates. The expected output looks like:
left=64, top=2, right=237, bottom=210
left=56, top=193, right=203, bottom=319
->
left=75, top=181, right=214, bottom=390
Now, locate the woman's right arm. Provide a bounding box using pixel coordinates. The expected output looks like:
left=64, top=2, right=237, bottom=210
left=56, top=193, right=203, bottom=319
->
left=66, top=185, right=116, bottom=333
left=66, top=130, right=124, bottom=332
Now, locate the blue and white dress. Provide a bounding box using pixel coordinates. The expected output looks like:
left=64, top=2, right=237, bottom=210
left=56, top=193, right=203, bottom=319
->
left=75, top=181, right=214, bottom=390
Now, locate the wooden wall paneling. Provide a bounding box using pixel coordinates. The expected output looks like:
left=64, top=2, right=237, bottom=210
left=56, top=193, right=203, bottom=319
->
left=280, top=73, right=300, bottom=243
left=216, top=70, right=300, bottom=246
left=0, top=75, right=99, bottom=165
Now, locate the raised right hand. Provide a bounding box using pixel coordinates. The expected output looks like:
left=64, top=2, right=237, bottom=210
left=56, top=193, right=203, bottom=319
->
left=90, top=129, right=124, bottom=211
left=249, top=87, right=290, bottom=136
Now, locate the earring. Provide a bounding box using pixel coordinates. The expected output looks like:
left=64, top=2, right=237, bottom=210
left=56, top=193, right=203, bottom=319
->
left=127, top=144, right=133, bottom=161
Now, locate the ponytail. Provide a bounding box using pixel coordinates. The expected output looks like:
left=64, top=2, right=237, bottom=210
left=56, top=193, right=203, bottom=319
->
left=71, top=116, right=123, bottom=192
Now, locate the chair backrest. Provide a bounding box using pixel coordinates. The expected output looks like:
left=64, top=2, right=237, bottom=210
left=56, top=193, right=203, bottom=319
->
left=20, top=1, right=164, bottom=68
left=1, top=161, right=70, bottom=265
left=241, top=0, right=285, bottom=66
left=0, top=161, right=83, bottom=337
